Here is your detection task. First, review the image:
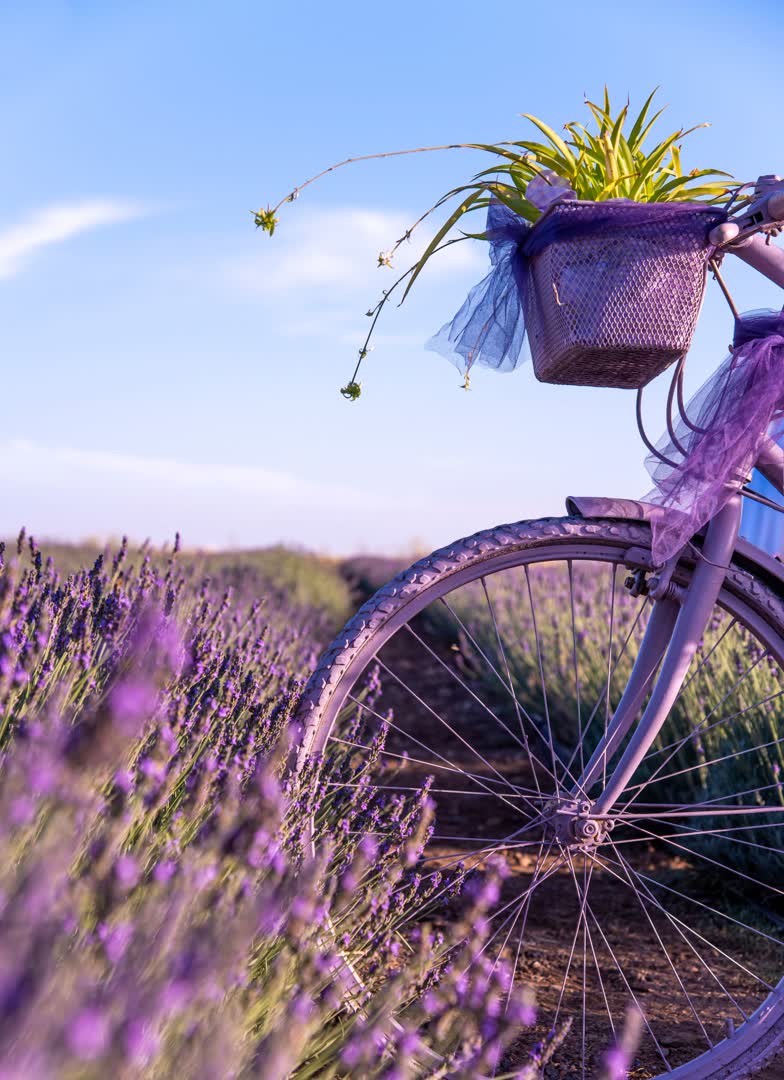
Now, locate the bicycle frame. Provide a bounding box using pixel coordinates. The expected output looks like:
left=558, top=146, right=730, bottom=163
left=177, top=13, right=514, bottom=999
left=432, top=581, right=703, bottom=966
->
left=578, top=493, right=744, bottom=814
left=573, top=235, right=784, bottom=817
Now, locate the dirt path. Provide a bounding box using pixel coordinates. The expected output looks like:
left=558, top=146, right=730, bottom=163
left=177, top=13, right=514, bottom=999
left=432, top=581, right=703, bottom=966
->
left=365, top=612, right=784, bottom=1079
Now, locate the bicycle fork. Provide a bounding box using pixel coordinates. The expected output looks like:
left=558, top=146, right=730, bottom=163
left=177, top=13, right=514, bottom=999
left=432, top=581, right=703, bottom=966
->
left=572, top=493, right=744, bottom=817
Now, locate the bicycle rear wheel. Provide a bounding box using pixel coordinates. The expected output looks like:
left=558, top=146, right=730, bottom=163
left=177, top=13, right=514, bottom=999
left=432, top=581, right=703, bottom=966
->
left=297, top=516, right=784, bottom=1079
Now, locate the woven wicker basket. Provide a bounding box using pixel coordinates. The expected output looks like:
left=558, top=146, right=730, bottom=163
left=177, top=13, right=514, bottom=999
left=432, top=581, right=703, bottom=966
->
left=523, top=201, right=719, bottom=389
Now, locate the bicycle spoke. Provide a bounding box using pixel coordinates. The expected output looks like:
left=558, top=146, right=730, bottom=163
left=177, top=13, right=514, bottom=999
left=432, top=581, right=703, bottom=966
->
left=665, top=616, right=738, bottom=715
left=607, top=842, right=768, bottom=1006
left=626, top=651, right=768, bottom=810
left=484, top=838, right=555, bottom=987
left=375, top=657, right=528, bottom=797
left=630, top=613, right=741, bottom=774
left=401, top=619, right=544, bottom=795
left=389, top=841, right=513, bottom=918
left=407, top=815, right=547, bottom=884
left=653, top=826, right=784, bottom=860
left=645, top=665, right=783, bottom=767
left=626, top=730, right=784, bottom=796
left=460, top=845, right=563, bottom=982
left=603, top=837, right=713, bottom=1047
left=622, top=819, right=784, bottom=903
left=437, top=595, right=571, bottom=794
left=553, top=849, right=595, bottom=1034
left=583, top=896, right=673, bottom=1071
left=612, top=818, right=784, bottom=853
left=523, top=564, right=566, bottom=791
left=480, top=577, right=541, bottom=788
left=561, top=594, right=651, bottom=788
left=614, top=857, right=784, bottom=952
left=592, top=842, right=751, bottom=1020
left=561, top=849, right=617, bottom=1045
left=477, top=863, right=557, bottom=973
left=458, top=857, right=559, bottom=977
left=567, top=559, right=585, bottom=776
left=326, top=780, right=530, bottom=800
left=401, top=621, right=533, bottom=749
left=417, top=841, right=528, bottom=869
left=470, top=894, right=533, bottom=981
left=428, top=834, right=541, bottom=846
left=615, top=801, right=784, bottom=818
left=328, top=735, right=542, bottom=797
left=501, top=843, right=562, bottom=1015
left=344, top=692, right=531, bottom=818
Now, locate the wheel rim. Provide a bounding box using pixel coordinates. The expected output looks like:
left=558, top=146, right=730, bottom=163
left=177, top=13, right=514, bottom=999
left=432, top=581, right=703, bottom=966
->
left=304, top=538, right=784, bottom=1078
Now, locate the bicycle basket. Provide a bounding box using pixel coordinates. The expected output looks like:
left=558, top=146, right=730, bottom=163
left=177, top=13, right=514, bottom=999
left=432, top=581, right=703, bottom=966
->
left=523, top=201, right=722, bottom=389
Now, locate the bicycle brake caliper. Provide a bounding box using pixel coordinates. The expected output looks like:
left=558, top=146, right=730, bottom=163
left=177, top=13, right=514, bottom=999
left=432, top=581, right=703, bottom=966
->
left=623, top=567, right=650, bottom=598
left=624, top=547, right=685, bottom=604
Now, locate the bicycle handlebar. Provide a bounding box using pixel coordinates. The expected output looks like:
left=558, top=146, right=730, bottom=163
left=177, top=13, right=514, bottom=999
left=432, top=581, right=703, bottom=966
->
left=707, top=175, right=784, bottom=290
left=770, top=190, right=784, bottom=221
left=728, top=233, right=784, bottom=290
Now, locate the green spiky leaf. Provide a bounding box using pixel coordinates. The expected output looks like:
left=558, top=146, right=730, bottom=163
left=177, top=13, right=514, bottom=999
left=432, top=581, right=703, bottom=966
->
left=400, top=188, right=485, bottom=303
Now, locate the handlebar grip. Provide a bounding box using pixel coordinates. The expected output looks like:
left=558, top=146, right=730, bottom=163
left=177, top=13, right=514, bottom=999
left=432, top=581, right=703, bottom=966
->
left=769, top=190, right=784, bottom=222
left=709, top=222, right=740, bottom=246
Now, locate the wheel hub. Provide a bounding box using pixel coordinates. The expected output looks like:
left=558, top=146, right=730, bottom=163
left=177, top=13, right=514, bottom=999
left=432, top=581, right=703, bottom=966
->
left=542, top=797, right=614, bottom=851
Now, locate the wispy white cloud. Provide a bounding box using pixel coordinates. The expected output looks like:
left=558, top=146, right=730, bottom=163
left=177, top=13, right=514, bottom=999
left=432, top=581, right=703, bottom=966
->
left=0, top=200, right=149, bottom=279
left=0, top=439, right=391, bottom=511
left=224, top=206, right=487, bottom=298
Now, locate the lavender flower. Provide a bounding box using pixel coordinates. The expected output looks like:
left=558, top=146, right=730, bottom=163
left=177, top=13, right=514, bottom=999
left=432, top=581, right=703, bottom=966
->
left=0, top=536, right=564, bottom=1078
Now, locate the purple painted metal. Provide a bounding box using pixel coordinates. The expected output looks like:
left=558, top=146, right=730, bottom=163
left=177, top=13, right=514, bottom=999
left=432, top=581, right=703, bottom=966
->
left=575, top=597, right=679, bottom=795
left=723, top=233, right=784, bottom=289
left=710, top=175, right=784, bottom=289
left=566, top=495, right=652, bottom=520
left=756, top=434, right=784, bottom=492
left=592, top=494, right=744, bottom=816
left=567, top=480, right=784, bottom=808
left=567, top=491, right=784, bottom=586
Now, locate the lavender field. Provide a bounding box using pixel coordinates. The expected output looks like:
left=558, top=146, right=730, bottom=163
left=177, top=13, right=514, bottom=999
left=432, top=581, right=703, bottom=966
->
left=3, top=533, right=783, bottom=1078
left=0, top=534, right=560, bottom=1079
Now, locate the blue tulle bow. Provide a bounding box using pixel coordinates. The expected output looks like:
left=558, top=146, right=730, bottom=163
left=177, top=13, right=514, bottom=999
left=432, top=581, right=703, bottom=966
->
left=426, top=201, right=532, bottom=376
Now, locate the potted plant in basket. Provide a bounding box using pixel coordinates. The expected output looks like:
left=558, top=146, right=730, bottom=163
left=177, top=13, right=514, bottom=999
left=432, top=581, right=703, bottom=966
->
left=255, top=89, right=742, bottom=398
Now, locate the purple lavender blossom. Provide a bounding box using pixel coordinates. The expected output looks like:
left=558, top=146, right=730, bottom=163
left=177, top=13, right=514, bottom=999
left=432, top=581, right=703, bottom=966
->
left=0, top=537, right=562, bottom=1077
left=67, top=1008, right=110, bottom=1060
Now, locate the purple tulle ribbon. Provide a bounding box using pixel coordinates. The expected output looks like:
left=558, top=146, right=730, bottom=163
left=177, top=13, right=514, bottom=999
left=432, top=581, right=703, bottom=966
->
left=426, top=201, right=531, bottom=375
left=646, top=309, right=784, bottom=565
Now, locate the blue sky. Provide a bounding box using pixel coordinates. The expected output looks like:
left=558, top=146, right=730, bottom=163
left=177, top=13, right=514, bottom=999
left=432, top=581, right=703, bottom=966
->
left=1, top=0, right=782, bottom=553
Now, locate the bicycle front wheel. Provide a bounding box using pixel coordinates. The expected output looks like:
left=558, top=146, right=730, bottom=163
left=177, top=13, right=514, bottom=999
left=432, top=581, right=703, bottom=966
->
left=297, top=516, right=784, bottom=1079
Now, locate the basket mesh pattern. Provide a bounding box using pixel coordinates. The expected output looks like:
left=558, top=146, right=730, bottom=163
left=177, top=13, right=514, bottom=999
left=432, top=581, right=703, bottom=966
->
left=523, top=202, right=716, bottom=389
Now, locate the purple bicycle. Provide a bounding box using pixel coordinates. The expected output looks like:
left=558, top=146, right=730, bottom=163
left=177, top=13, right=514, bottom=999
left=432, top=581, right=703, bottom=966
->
left=296, top=179, right=784, bottom=1077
